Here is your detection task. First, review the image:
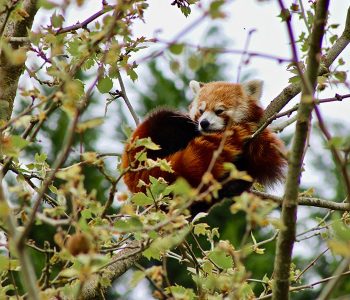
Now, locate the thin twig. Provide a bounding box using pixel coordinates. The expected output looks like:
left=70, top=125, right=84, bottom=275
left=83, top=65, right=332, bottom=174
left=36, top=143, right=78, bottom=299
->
left=258, top=270, right=350, bottom=299
left=116, top=69, right=139, bottom=126
left=55, top=4, right=114, bottom=34
left=298, top=0, right=312, bottom=34
left=295, top=248, right=329, bottom=281
left=236, top=29, right=256, bottom=82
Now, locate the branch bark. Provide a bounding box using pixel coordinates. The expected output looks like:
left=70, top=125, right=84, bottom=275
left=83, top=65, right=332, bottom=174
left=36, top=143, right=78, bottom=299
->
left=252, top=191, right=350, bottom=211
left=79, top=240, right=143, bottom=300
left=272, top=1, right=330, bottom=299
left=0, top=0, right=38, bottom=121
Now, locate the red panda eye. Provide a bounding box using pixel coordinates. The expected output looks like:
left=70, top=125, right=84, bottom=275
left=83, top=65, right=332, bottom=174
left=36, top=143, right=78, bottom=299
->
left=215, top=109, right=224, bottom=115
left=199, top=109, right=204, bottom=114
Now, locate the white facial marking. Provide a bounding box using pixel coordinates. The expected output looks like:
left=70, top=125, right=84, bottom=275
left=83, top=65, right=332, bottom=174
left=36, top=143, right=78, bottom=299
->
left=198, top=111, right=225, bottom=132
left=189, top=82, right=203, bottom=119
left=199, top=102, right=206, bottom=111
left=189, top=80, right=201, bottom=94
left=189, top=98, right=198, bottom=119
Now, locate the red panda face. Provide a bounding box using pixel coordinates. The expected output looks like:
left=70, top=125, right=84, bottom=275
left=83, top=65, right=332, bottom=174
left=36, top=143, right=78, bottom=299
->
left=189, top=80, right=264, bottom=133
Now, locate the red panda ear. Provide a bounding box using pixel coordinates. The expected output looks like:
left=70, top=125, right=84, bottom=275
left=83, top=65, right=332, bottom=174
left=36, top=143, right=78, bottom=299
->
left=242, top=80, right=263, bottom=100
left=189, top=80, right=204, bottom=95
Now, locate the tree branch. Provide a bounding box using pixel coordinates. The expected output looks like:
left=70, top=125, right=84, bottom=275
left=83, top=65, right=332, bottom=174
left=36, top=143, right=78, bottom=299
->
left=79, top=240, right=144, bottom=300
left=0, top=0, right=38, bottom=122
left=272, top=1, right=330, bottom=299
left=252, top=190, right=350, bottom=211
left=55, top=4, right=114, bottom=34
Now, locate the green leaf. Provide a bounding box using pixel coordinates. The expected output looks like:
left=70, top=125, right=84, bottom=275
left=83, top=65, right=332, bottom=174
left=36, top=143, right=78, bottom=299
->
left=127, top=68, right=138, bottom=81
left=278, top=8, right=291, bottom=22
left=143, top=227, right=190, bottom=260
left=135, top=138, right=160, bottom=150
left=332, top=219, right=350, bottom=241
left=188, top=54, right=201, bottom=71
left=169, top=43, right=184, bottom=55
left=208, top=250, right=233, bottom=269
left=166, top=178, right=192, bottom=196
left=38, top=0, right=57, bottom=9
left=81, top=209, right=93, bottom=219
left=67, top=39, right=80, bottom=56
left=76, top=117, right=104, bottom=133
left=35, top=152, right=47, bottom=163
left=0, top=255, right=20, bottom=272
left=334, top=71, right=347, bottom=83
left=10, top=135, right=29, bottom=150
left=51, top=12, right=65, bottom=28
left=288, top=75, right=301, bottom=84
left=193, top=223, right=209, bottom=236
left=329, top=34, right=338, bottom=45
left=122, top=123, right=133, bottom=138
left=165, top=285, right=195, bottom=299
left=1, top=135, right=29, bottom=157
left=180, top=6, right=191, bottom=17
left=130, top=270, right=146, bottom=288
left=158, top=159, right=173, bottom=173
left=131, top=192, right=154, bottom=206
left=49, top=185, right=58, bottom=194
left=114, top=217, right=143, bottom=232
left=209, top=0, right=225, bottom=18
left=97, top=77, right=113, bottom=94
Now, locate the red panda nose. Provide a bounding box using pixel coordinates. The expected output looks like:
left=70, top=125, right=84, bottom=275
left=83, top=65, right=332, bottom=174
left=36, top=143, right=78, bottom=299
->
left=200, top=119, right=210, bottom=130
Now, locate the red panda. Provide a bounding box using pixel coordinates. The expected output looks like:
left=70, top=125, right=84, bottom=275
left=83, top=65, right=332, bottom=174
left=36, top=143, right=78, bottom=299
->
left=121, top=80, right=286, bottom=213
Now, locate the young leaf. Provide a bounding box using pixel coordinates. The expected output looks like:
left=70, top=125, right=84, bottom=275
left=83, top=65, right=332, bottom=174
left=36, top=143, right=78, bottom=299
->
left=97, top=77, right=113, bottom=94
left=131, top=192, right=154, bottom=206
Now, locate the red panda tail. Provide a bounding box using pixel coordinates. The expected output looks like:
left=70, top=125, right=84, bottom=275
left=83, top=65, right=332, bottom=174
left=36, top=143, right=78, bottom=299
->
left=243, top=127, right=287, bottom=186
left=121, top=108, right=200, bottom=193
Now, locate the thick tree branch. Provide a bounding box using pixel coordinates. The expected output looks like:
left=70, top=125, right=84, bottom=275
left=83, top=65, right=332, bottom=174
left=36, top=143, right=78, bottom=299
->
left=272, top=1, right=330, bottom=299
left=0, top=0, right=38, bottom=122
left=79, top=240, right=144, bottom=300
left=260, top=6, right=350, bottom=125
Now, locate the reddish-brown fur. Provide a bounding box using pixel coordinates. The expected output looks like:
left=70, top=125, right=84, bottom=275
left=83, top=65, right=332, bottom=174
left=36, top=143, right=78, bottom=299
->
left=122, top=81, right=286, bottom=200
left=122, top=124, right=251, bottom=193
